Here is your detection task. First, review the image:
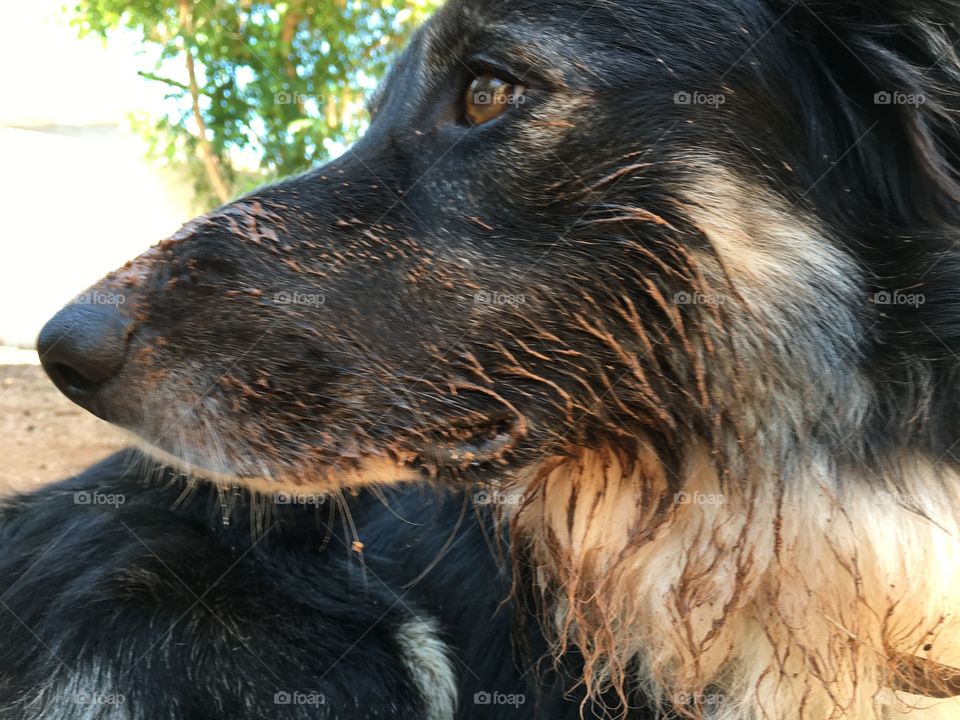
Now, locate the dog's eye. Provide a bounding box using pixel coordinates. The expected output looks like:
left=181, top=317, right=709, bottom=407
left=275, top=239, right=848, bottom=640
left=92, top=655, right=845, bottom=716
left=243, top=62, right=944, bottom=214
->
left=464, top=73, right=526, bottom=125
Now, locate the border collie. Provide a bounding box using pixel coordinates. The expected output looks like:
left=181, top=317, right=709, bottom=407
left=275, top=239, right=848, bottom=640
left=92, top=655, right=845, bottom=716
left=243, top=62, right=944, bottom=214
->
left=23, top=0, right=960, bottom=717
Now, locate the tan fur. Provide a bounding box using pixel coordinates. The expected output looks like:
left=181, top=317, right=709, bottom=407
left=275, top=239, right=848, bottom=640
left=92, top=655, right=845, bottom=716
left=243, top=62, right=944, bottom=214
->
left=508, top=165, right=960, bottom=719
left=514, top=445, right=960, bottom=720
left=132, top=433, right=420, bottom=493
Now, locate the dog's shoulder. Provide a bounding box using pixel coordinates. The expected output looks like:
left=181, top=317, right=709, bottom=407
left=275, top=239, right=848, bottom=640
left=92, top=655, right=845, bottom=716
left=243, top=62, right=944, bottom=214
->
left=0, top=452, right=453, bottom=719
left=0, top=452, right=617, bottom=719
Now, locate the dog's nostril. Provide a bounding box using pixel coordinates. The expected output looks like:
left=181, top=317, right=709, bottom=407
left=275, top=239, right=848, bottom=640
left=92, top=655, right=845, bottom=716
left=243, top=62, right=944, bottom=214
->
left=37, top=302, right=132, bottom=411
left=49, top=362, right=101, bottom=393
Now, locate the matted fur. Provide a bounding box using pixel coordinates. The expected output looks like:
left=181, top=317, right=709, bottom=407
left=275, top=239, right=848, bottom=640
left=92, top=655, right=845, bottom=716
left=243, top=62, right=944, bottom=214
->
left=514, top=444, right=960, bottom=719
left=34, top=0, right=960, bottom=718
left=501, top=168, right=960, bottom=719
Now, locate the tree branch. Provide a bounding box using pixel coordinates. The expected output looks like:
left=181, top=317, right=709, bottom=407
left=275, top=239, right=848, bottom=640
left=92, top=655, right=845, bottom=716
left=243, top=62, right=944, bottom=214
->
left=137, top=71, right=189, bottom=92
left=178, top=0, right=231, bottom=204
left=279, top=0, right=306, bottom=114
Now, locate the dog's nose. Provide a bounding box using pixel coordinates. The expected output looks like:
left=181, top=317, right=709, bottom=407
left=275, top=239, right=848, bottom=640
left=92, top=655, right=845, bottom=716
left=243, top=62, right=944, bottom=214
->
left=37, top=302, right=131, bottom=407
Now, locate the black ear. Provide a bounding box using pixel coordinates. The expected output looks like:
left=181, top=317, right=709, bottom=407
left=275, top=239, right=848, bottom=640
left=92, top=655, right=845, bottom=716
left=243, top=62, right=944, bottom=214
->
left=789, top=0, right=960, bottom=221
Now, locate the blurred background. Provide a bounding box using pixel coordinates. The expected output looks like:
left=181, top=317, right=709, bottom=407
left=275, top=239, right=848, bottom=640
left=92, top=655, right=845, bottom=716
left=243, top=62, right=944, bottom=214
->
left=0, top=0, right=440, bottom=491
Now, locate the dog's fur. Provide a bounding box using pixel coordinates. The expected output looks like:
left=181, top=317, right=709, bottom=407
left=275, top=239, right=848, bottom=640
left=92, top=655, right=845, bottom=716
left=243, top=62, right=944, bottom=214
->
left=20, top=0, right=960, bottom=718
left=0, top=451, right=623, bottom=719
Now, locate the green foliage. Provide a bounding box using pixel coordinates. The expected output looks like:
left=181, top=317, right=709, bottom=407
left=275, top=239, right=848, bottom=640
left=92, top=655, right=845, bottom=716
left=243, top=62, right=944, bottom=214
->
left=71, top=0, right=441, bottom=209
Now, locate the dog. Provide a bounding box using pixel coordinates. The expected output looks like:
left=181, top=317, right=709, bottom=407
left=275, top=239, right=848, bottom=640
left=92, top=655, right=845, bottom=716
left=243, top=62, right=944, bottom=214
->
left=21, top=0, right=960, bottom=717
left=0, top=451, right=618, bottom=719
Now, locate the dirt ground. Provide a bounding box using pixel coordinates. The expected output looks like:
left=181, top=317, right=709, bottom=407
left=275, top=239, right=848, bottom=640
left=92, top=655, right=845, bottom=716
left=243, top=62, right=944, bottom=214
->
left=0, top=364, right=127, bottom=495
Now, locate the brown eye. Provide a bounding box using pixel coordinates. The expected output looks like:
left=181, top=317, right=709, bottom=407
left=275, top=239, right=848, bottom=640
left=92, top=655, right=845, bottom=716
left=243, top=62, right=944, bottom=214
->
left=464, top=73, right=526, bottom=125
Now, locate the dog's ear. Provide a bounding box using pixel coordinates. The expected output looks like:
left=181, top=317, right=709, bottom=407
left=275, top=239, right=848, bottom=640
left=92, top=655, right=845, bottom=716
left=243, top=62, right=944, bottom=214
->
left=787, top=0, right=960, bottom=220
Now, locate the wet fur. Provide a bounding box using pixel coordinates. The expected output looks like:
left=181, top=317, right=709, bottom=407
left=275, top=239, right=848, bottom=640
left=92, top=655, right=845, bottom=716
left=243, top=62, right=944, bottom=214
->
left=33, top=0, right=960, bottom=718
left=0, top=451, right=619, bottom=719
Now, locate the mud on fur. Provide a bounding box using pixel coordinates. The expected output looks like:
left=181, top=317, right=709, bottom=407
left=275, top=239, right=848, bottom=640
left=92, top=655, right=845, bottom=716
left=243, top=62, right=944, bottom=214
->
left=36, top=0, right=960, bottom=718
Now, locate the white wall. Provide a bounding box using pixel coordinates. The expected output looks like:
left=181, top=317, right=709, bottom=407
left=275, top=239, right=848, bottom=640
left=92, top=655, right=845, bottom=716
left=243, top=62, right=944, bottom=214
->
left=0, top=0, right=194, bottom=349
left=0, top=126, right=193, bottom=348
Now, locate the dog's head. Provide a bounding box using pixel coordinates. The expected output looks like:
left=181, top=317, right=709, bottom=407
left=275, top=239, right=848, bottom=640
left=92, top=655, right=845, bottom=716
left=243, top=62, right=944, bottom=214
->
left=41, top=0, right=960, bottom=490
left=39, top=0, right=960, bottom=486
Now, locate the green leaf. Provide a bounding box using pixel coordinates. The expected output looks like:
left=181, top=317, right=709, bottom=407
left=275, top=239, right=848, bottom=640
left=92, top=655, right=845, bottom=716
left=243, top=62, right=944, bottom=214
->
left=70, top=0, right=443, bottom=209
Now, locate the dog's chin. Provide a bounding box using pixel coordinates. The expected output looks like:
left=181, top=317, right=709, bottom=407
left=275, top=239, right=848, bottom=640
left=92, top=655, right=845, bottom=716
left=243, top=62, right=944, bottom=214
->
left=123, top=410, right=527, bottom=495
left=127, top=433, right=269, bottom=486
left=125, top=431, right=511, bottom=496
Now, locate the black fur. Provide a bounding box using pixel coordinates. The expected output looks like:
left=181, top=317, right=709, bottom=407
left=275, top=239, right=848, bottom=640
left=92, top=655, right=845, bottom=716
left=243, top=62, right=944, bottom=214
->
left=0, top=452, right=637, bottom=719
left=20, top=0, right=960, bottom=717
left=34, top=0, right=960, bottom=489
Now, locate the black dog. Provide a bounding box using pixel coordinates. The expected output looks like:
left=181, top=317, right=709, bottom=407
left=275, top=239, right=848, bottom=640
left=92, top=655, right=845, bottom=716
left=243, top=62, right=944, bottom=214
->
left=0, top=452, right=626, bottom=719
left=21, top=0, right=960, bottom=717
